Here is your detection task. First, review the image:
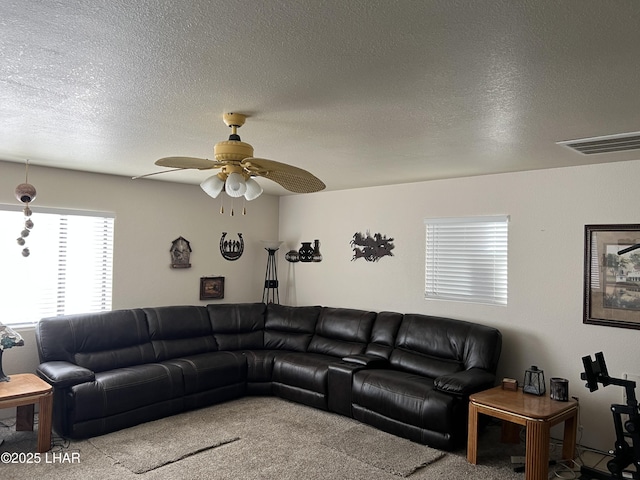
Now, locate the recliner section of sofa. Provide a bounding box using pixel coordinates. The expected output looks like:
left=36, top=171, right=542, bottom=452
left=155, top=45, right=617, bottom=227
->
left=350, top=314, right=502, bottom=449
left=35, top=303, right=502, bottom=450
left=36, top=309, right=185, bottom=438
left=145, top=305, right=247, bottom=411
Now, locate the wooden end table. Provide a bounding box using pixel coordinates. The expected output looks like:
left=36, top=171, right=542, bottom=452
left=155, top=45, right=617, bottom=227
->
left=467, top=386, right=578, bottom=480
left=0, top=373, right=53, bottom=453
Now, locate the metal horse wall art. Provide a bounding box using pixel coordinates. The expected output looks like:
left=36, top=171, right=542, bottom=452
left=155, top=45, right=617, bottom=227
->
left=351, top=231, right=395, bottom=262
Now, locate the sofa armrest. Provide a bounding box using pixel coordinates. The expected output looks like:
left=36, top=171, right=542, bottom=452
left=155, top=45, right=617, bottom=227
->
left=37, top=361, right=95, bottom=389
left=341, top=354, right=389, bottom=368
left=434, top=368, right=495, bottom=397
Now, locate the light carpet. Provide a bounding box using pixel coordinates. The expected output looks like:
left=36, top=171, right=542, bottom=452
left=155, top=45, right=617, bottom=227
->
left=87, top=409, right=241, bottom=473
left=0, top=396, right=556, bottom=480
left=320, top=423, right=446, bottom=477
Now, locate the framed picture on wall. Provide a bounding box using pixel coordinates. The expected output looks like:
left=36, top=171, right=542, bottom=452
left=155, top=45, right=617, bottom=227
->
left=200, top=276, right=224, bottom=300
left=584, top=224, right=640, bottom=329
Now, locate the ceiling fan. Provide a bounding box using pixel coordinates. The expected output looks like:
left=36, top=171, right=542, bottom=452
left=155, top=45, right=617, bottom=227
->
left=134, top=113, right=326, bottom=203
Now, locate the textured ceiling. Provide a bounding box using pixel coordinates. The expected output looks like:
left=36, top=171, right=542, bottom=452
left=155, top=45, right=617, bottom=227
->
left=2, top=1, right=640, bottom=195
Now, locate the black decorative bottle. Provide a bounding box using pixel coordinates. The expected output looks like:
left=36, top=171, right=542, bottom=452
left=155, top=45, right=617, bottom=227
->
left=312, top=239, right=322, bottom=262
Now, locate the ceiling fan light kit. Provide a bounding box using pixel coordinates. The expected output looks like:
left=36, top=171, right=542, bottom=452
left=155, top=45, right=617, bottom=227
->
left=137, top=112, right=325, bottom=215
left=244, top=178, right=263, bottom=201
left=200, top=174, right=225, bottom=198
left=225, top=172, right=248, bottom=197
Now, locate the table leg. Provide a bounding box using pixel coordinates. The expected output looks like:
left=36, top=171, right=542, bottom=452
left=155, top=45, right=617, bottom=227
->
left=37, top=392, right=53, bottom=453
left=16, top=404, right=35, bottom=431
left=467, top=402, right=479, bottom=464
left=525, top=419, right=551, bottom=480
left=501, top=421, right=521, bottom=443
left=562, top=410, right=578, bottom=461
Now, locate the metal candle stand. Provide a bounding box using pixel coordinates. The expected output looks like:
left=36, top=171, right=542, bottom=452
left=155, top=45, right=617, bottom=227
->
left=262, top=242, right=282, bottom=304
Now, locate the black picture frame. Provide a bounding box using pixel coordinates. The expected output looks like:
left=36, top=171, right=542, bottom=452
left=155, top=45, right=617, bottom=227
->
left=200, top=276, right=224, bottom=300
left=584, top=224, right=640, bottom=329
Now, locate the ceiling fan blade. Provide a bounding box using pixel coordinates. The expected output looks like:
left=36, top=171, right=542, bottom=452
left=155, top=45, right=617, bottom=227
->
left=241, top=158, right=326, bottom=193
left=155, top=156, right=223, bottom=170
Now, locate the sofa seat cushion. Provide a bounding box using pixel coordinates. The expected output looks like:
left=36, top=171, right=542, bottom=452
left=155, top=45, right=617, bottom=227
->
left=164, top=351, right=247, bottom=394
left=352, top=369, right=457, bottom=434
left=272, top=352, right=339, bottom=394
left=71, top=363, right=184, bottom=422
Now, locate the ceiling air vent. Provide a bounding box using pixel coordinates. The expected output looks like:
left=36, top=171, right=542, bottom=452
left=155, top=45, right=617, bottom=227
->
left=557, top=132, right=640, bottom=155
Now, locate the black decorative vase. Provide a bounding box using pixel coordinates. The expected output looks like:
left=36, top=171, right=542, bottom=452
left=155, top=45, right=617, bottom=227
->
left=299, top=242, right=314, bottom=262
left=285, top=250, right=299, bottom=262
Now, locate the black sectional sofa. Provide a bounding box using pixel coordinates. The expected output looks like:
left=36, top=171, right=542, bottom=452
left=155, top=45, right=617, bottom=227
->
left=35, top=303, right=502, bottom=450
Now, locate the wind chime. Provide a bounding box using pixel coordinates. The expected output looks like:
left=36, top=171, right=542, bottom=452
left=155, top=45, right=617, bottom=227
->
left=14, top=160, right=37, bottom=257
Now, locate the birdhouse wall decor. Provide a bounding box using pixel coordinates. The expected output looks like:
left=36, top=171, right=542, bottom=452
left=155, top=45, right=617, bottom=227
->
left=170, top=236, right=192, bottom=268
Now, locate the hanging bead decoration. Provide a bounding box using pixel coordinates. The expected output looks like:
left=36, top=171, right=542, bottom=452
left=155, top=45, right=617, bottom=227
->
left=14, top=160, right=36, bottom=257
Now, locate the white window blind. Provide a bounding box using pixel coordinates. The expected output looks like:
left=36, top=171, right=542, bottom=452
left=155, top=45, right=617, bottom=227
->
left=424, top=215, right=508, bottom=305
left=0, top=205, right=114, bottom=326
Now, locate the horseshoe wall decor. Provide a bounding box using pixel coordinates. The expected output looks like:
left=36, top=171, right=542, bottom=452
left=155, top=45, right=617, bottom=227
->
left=220, top=232, right=244, bottom=261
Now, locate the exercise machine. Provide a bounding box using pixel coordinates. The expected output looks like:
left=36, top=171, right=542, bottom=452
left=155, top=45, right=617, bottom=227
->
left=580, top=352, right=640, bottom=479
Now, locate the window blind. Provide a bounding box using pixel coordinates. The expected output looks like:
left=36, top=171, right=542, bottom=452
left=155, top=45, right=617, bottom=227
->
left=424, top=215, right=509, bottom=305
left=0, top=205, right=114, bottom=326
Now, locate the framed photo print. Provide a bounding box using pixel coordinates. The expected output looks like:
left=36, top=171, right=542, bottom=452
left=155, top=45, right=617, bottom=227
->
left=584, top=224, right=640, bottom=329
left=200, top=276, right=224, bottom=300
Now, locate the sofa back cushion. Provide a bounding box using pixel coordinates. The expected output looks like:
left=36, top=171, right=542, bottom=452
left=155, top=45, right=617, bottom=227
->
left=144, top=306, right=217, bottom=361
left=36, top=309, right=155, bottom=372
left=307, top=307, right=376, bottom=357
left=364, top=311, right=403, bottom=359
left=264, top=304, right=321, bottom=351
left=208, top=303, right=266, bottom=350
left=390, top=313, right=502, bottom=378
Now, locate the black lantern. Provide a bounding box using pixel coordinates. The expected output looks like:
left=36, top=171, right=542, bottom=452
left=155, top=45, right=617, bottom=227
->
left=523, top=365, right=546, bottom=395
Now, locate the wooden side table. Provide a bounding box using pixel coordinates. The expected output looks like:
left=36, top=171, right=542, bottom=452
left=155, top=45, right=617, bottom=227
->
left=0, top=373, right=53, bottom=453
left=467, top=386, right=578, bottom=480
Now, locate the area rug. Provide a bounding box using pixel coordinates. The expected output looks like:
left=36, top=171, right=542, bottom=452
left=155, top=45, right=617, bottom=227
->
left=0, top=398, right=554, bottom=480
left=320, top=423, right=446, bottom=477
left=87, top=412, right=240, bottom=474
